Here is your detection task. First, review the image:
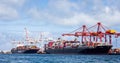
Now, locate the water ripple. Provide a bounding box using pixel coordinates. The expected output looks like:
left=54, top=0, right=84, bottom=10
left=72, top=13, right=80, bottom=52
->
left=0, top=54, right=119, bottom=63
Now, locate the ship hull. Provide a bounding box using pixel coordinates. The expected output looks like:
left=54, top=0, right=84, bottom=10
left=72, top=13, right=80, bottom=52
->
left=45, top=45, right=112, bottom=54
left=11, top=49, right=39, bottom=54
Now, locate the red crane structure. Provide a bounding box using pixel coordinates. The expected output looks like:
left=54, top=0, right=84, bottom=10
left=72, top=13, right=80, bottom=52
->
left=62, top=22, right=120, bottom=45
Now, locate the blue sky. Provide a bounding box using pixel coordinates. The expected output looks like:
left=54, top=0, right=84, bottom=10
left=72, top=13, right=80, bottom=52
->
left=0, top=0, right=120, bottom=50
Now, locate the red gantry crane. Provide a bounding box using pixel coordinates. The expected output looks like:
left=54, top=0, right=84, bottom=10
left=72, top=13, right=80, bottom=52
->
left=62, top=22, right=120, bottom=45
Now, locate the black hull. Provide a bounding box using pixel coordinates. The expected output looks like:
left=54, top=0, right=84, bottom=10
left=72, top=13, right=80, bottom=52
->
left=109, top=53, right=120, bottom=55
left=11, top=49, right=39, bottom=54
left=45, top=45, right=112, bottom=54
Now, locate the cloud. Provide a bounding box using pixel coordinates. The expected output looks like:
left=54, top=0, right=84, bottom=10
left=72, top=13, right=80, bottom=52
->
left=0, top=0, right=26, bottom=21
left=48, top=0, right=79, bottom=12
left=0, top=4, right=19, bottom=20
left=28, top=7, right=48, bottom=20
left=94, top=7, right=120, bottom=26
left=27, top=0, right=120, bottom=27
left=0, top=0, right=26, bottom=7
left=53, top=13, right=97, bottom=26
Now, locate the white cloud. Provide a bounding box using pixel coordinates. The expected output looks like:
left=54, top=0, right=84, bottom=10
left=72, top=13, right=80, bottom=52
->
left=28, top=7, right=47, bottom=20
left=97, top=11, right=120, bottom=26
left=48, top=0, right=79, bottom=12
left=28, top=0, right=120, bottom=27
left=0, top=0, right=26, bottom=6
left=0, top=4, right=19, bottom=20
left=105, top=6, right=111, bottom=14
left=53, top=13, right=97, bottom=26
left=0, top=0, right=27, bottom=21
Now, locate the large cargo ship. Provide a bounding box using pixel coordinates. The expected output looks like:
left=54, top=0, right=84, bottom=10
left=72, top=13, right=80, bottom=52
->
left=44, top=39, right=112, bottom=54
left=44, top=22, right=119, bottom=54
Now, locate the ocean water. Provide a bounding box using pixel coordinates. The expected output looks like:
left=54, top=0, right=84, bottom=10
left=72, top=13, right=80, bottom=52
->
left=0, top=54, right=120, bottom=63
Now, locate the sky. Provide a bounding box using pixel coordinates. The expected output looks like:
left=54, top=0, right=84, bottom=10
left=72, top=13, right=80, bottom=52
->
left=0, top=0, right=120, bottom=50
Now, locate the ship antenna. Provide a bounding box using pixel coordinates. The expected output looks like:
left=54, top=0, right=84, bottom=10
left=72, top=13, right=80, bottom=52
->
left=24, top=28, right=29, bottom=41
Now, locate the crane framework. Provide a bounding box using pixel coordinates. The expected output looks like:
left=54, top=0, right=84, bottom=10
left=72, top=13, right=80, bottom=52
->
left=62, top=22, right=120, bottom=45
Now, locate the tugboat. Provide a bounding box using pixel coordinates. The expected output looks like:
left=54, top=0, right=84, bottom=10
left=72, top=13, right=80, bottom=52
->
left=44, top=22, right=120, bottom=54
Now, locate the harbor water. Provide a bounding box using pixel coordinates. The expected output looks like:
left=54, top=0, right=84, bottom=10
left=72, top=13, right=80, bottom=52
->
left=0, top=54, right=120, bottom=63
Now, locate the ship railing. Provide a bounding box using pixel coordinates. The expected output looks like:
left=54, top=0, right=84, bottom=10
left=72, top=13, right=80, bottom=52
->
left=94, top=42, right=111, bottom=46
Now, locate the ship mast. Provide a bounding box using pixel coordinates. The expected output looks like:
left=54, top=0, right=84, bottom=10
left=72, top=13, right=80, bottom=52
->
left=24, top=28, right=29, bottom=41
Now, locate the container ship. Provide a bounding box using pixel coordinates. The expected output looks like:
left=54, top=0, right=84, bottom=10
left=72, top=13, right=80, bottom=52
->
left=11, top=44, right=39, bottom=54
left=11, top=28, right=40, bottom=54
left=45, top=41, right=112, bottom=54
left=44, top=22, right=120, bottom=54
